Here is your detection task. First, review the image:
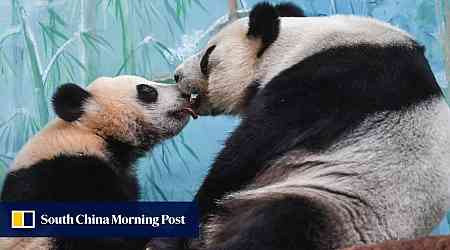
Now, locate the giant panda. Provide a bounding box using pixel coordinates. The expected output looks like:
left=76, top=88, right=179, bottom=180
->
left=166, top=2, right=450, bottom=250
left=0, top=75, right=197, bottom=250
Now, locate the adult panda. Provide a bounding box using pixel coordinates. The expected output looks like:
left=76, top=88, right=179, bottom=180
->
left=0, top=76, right=197, bottom=250
left=171, top=2, right=450, bottom=250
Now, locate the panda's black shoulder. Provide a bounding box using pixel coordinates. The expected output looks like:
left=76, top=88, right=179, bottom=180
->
left=1, top=155, right=138, bottom=201
left=245, top=42, right=441, bottom=153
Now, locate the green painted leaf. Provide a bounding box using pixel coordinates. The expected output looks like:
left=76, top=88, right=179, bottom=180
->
left=66, top=52, right=88, bottom=73
left=48, top=8, right=67, bottom=26
left=163, top=0, right=185, bottom=32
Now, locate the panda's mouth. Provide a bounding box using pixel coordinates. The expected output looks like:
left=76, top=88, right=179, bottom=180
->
left=182, top=107, right=198, bottom=119
left=189, top=92, right=202, bottom=110
left=169, top=106, right=198, bottom=120
left=178, top=86, right=213, bottom=116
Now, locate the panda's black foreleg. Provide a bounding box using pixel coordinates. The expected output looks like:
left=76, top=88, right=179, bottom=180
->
left=202, top=195, right=335, bottom=250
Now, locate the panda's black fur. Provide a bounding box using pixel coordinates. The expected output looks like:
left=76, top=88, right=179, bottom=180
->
left=164, top=2, right=450, bottom=250
left=2, top=155, right=147, bottom=249
left=1, top=154, right=139, bottom=202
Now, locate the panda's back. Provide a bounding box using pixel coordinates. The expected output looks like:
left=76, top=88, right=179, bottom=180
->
left=1, top=119, right=139, bottom=202
left=232, top=98, right=450, bottom=245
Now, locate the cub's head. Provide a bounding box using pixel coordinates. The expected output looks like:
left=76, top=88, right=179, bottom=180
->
left=175, top=2, right=305, bottom=115
left=52, top=75, right=195, bottom=149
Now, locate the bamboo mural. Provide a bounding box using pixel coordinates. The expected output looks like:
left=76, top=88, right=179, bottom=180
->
left=0, top=0, right=447, bottom=204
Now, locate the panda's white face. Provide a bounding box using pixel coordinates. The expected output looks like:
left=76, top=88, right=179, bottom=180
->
left=175, top=19, right=259, bottom=115
left=87, top=76, right=193, bottom=142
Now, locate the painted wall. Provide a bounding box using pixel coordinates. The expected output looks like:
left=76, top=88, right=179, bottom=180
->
left=0, top=0, right=448, bottom=233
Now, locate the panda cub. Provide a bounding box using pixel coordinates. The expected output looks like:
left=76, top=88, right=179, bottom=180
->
left=171, top=2, right=450, bottom=250
left=0, top=75, right=196, bottom=250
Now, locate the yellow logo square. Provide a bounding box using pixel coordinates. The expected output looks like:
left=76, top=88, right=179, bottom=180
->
left=11, top=210, right=35, bottom=229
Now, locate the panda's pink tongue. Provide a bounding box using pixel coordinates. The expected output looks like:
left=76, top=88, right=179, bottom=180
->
left=182, top=107, right=198, bottom=119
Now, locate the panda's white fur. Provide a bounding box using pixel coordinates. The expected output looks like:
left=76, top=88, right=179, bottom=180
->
left=1, top=75, right=193, bottom=250
left=170, top=2, right=450, bottom=250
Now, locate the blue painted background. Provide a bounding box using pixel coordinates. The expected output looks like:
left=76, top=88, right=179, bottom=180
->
left=0, top=0, right=448, bottom=234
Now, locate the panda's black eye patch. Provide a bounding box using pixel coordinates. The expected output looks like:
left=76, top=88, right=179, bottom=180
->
left=200, top=45, right=216, bottom=76
left=137, top=84, right=158, bottom=103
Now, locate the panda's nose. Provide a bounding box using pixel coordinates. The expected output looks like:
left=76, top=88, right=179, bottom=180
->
left=174, top=72, right=183, bottom=83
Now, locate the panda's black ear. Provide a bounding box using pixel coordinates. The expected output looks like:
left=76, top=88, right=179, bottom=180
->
left=52, top=83, right=92, bottom=122
left=275, top=2, right=306, bottom=17
left=247, top=2, right=280, bottom=57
